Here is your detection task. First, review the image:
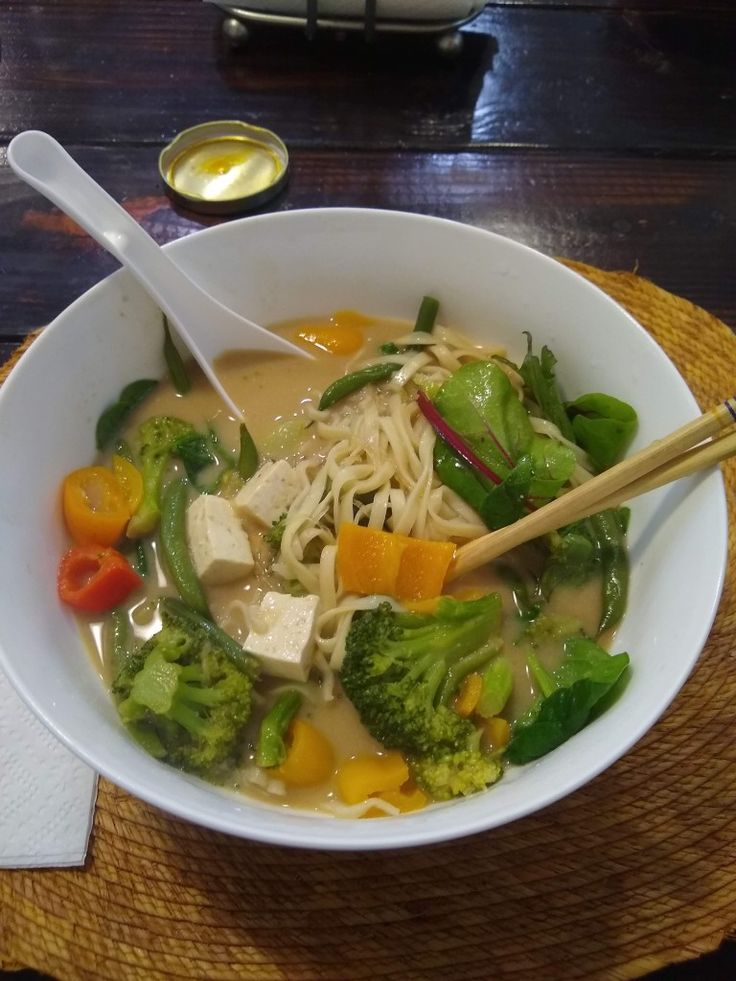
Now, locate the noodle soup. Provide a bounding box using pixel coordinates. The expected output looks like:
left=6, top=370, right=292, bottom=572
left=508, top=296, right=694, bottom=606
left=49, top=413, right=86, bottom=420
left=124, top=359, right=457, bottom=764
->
left=60, top=304, right=633, bottom=818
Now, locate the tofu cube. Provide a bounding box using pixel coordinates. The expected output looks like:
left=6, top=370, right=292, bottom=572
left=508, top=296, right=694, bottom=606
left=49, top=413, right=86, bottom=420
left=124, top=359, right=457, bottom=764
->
left=186, top=494, right=254, bottom=586
left=233, top=460, right=302, bottom=529
left=244, top=592, right=320, bottom=682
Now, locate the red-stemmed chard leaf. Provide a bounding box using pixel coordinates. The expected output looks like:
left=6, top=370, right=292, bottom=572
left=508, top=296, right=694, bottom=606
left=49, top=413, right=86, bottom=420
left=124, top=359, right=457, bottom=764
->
left=417, top=390, right=504, bottom=486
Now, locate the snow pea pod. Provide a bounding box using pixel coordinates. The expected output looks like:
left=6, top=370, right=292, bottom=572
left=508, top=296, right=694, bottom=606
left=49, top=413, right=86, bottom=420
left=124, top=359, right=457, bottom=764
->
left=159, top=476, right=209, bottom=617
left=318, top=362, right=402, bottom=411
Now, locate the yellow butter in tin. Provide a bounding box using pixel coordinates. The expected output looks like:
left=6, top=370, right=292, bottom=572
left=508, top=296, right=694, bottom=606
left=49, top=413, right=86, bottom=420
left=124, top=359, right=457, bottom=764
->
left=159, top=120, right=289, bottom=215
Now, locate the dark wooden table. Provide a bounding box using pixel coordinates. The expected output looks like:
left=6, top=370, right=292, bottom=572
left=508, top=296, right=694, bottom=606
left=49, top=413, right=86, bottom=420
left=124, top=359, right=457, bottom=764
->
left=1, top=1, right=734, bottom=977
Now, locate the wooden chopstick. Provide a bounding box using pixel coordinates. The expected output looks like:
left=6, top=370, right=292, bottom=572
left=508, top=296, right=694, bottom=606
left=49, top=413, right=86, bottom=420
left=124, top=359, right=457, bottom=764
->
left=449, top=399, right=736, bottom=581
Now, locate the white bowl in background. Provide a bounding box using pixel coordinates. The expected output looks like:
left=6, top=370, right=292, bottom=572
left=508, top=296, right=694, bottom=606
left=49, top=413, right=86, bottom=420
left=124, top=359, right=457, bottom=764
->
left=0, top=209, right=727, bottom=849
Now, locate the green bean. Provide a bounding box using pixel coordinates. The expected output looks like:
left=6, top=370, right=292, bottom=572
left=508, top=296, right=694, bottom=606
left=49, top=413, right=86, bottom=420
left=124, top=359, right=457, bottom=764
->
left=590, top=510, right=629, bottom=634
left=413, top=295, right=440, bottom=335
left=318, top=362, right=402, bottom=411
left=159, top=596, right=257, bottom=675
left=104, top=608, right=131, bottom=676
left=159, top=477, right=209, bottom=617
left=238, top=423, right=259, bottom=480
left=162, top=315, right=191, bottom=394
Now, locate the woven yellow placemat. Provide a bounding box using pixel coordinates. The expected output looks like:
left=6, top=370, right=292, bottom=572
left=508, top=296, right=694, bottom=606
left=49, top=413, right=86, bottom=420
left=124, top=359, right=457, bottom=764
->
left=1, top=263, right=735, bottom=981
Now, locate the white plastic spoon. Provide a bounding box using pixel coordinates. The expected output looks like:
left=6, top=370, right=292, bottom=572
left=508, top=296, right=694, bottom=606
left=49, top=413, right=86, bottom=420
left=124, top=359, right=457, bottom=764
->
left=7, top=130, right=310, bottom=421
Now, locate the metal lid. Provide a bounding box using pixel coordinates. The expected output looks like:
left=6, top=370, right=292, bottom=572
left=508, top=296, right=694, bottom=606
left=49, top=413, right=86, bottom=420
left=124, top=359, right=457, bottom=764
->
left=159, top=120, right=289, bottom=215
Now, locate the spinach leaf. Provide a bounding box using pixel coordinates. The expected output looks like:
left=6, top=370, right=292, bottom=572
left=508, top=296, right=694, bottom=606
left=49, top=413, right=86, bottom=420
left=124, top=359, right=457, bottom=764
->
left=506, top=636, right=630, bottom=764
left=526, top=435, right=576, bottom=501
left=541, top=518, right=600, bottom=596
left=566, top=393, right=638, bottom=472
left=433, top=440, right=494, bottom=515
left=479, top=456, right=533, bottom=530
left=519, top=335, right=575, bottom=441
left=95, top=378, right=158, bottom=451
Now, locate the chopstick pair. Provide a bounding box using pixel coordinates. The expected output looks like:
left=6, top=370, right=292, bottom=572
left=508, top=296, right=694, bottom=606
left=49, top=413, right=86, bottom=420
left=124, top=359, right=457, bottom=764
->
left=448, top=398, right=736, bottom=580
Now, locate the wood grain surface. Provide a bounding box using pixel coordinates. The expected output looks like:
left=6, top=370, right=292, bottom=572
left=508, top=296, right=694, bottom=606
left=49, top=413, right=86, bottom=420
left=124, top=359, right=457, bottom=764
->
left=0, top=0, right=735, bottom=977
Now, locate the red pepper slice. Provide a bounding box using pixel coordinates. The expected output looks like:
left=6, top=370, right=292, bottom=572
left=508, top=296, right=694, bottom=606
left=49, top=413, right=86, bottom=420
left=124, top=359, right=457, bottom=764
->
left=58, top=545, right=142, bottom=613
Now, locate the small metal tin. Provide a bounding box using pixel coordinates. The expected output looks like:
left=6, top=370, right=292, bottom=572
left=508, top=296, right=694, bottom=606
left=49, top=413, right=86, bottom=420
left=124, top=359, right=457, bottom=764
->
left=159, top=120, right=289, bottom=215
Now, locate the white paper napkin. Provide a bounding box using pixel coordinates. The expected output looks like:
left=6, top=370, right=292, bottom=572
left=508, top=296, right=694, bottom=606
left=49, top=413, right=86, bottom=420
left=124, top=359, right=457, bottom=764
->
left=0, top=666, right=97, bottom=868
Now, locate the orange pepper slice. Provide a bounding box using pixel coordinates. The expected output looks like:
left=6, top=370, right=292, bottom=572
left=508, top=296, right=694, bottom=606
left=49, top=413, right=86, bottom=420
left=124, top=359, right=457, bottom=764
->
left=393, top=536, right=456, bottom=601
left=275, top=720, right=335, bottom=787
left=62, top=466, right=131, bottom=546
left=337, top=523, right=406, bottom=596
left=336, top=524, right=456, bottom=601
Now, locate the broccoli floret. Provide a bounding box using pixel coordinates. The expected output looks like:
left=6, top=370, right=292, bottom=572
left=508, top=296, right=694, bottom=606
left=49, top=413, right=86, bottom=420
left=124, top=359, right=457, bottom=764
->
left=411, top=747, right=502, bottom=801
left=341, top=596, right=504, bottom=800
left=114, top=604, right=257, bottom=777
left=127, top=415, right=195, bottom=537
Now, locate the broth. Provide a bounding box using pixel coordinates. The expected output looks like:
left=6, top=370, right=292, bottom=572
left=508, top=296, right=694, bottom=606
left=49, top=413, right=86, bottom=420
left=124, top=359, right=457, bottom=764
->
left=79, top=311, right=611, bottom=816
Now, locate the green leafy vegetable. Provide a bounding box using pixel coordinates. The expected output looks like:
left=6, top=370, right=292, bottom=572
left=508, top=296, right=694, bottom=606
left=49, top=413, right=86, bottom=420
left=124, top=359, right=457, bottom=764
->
left=518, top=334, right=575, bottom=441
left=432, top=361, right=576, bottom=527
left=566, top=393, right=638, bottom=472
left=95, top=378, right=158, bottom=451
left=173, top=433, right=217, bottom=482
left=506, top=636, right=630, bottom=764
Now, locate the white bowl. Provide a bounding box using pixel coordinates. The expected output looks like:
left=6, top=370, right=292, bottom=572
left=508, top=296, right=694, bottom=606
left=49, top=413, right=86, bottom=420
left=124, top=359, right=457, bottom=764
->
left=0, top=209, right=727, bottom=849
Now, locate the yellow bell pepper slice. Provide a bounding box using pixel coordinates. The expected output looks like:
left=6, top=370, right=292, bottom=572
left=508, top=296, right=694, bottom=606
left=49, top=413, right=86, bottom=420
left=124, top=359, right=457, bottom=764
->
left=275, top=720, right=335, bottom=788
left=62, top=466, right=131, bottom=546
left=336, top=751, right=410, bottom=806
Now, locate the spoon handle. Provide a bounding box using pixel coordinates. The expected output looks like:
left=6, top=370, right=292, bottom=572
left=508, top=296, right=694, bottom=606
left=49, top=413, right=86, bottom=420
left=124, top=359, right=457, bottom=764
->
left=7, top=131, right=305, bottom=419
